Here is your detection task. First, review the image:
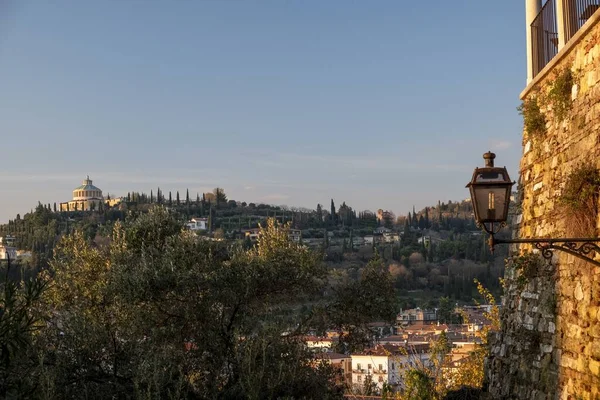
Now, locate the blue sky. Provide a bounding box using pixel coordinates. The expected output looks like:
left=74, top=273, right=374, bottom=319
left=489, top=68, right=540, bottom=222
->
left=0, top=1, right=525, bottom=223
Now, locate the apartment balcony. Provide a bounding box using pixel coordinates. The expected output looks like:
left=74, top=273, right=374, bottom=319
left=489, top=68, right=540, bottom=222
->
left=353, top=368, right=388, bottom=375
left=527, top=0, right=600, bottom=81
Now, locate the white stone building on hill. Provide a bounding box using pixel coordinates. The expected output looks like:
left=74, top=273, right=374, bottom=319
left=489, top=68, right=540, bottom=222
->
left=60, top=176, right=105, bottom=212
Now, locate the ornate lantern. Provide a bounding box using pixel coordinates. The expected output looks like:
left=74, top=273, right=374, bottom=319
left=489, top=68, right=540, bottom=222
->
left=467, top=151, right=600, bottom=266
left=466, top=152, right=514, bottom=230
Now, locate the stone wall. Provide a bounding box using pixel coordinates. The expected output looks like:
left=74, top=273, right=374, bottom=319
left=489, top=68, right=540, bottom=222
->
left=484, top=19, right=600, bottom=400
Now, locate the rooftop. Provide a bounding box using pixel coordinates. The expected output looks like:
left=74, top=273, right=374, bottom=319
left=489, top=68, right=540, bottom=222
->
left=73, top=176, right=101, bottom=192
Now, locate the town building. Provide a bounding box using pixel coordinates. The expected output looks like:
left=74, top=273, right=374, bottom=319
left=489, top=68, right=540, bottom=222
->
left=242, top=228, right=302, bottom=243
left=304, top=336, right=335, bottom=352
left=373, top=226, right=392, bottom=235
left=417, top=235, right=431, bottom=247
left=397, top=308, right=437, bottom=326
left=0, top=237, right=17, bottom=261
left=382, top=232, right=400, bottom=243
left=313, top=352, right=352, bottom=387
left=186, top=218, right=208, bottom=231
left=288, top=229, right=302, bottom=243
left=350, top=344, right=432, bottom=392
left=367, top=321, right=395, bottom=338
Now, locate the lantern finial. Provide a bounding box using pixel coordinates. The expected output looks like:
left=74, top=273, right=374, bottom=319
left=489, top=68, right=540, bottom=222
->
left=483, top=151, right=496, bottom=167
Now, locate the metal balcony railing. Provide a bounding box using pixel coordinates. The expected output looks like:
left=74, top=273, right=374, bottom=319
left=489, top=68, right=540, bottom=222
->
left=531, top=0, right=558, bottom=77
left=563, top=0, right=600, bottom=41
left=531, top=0, right=600, bottom=78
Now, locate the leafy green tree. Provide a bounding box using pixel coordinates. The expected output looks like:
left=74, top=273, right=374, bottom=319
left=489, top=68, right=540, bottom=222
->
left=362, top=374, right=376, bottom=395
left=0, top=260, right=46, bottom=398
left=329, top=253, right=397, bottom=353
left=403, top=369, right=434, bottom=400
left=438, top=297, right=454, bottom=323
left=31, top=212, right=345, bottom=399
left=213, top=187, right=227, bottom=207
left=383, top=213, right=394, bottom=229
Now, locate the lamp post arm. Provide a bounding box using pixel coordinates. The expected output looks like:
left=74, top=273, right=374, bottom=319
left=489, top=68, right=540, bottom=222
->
left=490, top=236, right=600, bottom=267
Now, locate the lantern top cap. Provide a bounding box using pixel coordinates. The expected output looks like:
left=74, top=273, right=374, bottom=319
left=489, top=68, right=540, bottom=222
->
left=483, top=151, right=496, bottom=167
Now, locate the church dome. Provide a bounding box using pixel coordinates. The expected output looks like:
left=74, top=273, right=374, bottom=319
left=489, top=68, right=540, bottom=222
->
left=72, top=176, right=103, bottom=200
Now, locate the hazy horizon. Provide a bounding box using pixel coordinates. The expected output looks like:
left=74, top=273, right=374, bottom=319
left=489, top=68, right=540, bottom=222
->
left=0, top=1, right=525, bottom=224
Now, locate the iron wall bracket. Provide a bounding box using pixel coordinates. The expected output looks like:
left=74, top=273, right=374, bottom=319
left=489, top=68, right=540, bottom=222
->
left=490, top=236, right=600, bottom=268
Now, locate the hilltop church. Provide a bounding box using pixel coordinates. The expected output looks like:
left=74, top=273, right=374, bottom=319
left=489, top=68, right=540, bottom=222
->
left=59, top=176, right=119, bottom=212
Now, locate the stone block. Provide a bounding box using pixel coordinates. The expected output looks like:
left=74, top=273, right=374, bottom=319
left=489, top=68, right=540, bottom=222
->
left=577, top=355, right=589, bottom=372
left=590, top=324, right=600, bottom=339
left=575, top=282, right=585, bottom=301
left=590, top=358, right=600, bottom=376
left=541, top=344, right=553, bottom=353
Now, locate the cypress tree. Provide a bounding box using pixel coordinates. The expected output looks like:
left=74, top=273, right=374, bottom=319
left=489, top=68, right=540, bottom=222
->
left=168, top=191, right=172, bottom=206
left=330, top=199, right=336, bottom=222
left=316, top=204, right=323, bottom=225
left=150, top=190, right=154, bottom=203
left=176, top=191, right=180, bottom=205
left=186, top=189, right=190, bottom=205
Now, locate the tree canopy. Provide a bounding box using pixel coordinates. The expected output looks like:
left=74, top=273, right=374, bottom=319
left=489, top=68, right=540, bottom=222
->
left=2, top=207, right=397, bottom=399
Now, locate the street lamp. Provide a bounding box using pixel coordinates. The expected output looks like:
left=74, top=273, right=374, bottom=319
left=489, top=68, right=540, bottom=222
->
left=467, top=151, right=514, bottom=230
left=467, top=152, right=600, bottom=267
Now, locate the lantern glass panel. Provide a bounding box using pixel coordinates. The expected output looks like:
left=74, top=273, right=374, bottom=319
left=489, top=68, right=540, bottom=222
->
left=472, top=185, right=509, bottom=222
left=474, top=170, right=507, bottom=184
